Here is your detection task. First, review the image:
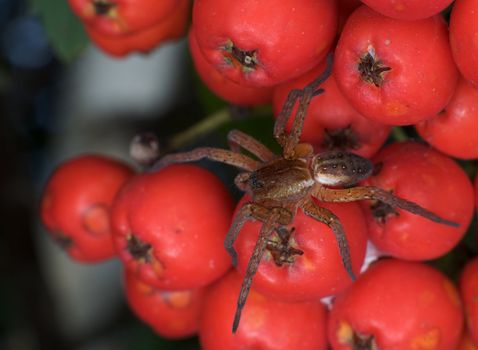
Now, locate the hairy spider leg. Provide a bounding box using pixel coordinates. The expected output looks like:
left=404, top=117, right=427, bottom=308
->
left=227, top=129, right=276, bottom=162
left=273, top=53, right=333, bottom=158
left=274, top=87, right=303, bottom=150
left=149, top=147, right=260, bottom=172
left=287, top=90, right=315, bottom=159
left=224, top=203, right=257, bottom=267
left=301, top=198, right=356, bottom=281
left=232, top=211, right=281, bottom=333
left=313, top=186, right=459, bottom=227
left=224, top=203, right=293, bottom=267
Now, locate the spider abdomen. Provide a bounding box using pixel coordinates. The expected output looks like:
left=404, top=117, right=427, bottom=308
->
left=248, top=159, right=314, bottom=202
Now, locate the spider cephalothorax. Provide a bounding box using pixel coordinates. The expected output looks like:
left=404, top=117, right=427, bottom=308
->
left=151, top=55, right=458, bottom=332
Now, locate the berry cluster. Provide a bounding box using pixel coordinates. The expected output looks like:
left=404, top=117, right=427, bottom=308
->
left=68, top=0, right=190, bottom=57
left=40, top=0, right=478, bottom=349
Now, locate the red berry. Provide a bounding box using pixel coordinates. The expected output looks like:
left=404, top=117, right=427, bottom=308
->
left=189, top=28, right=273, bottom=107
left=450, top=0, right=478, bottom=87
left=85, top=0, right=190, bottom=57
left=328, top=259, right=464, bottom=350
left=360, top=0, right=454, bottom=21
left=361, top=141, right=474, bottom=260
left=199, top=270, right=329, bottom=350
left=460, top=258, right=478, bottom=346
left=235, top=195, right=367, bottom=302
left=416, top=76, right=478, bottom=160
left=40, top=154, right=134, bottom=262
left=111, top=164, right=233, bottom=290
left=334, top=5, right=458, bottom=125
left=124, top=270, right=206, bottom=339
left=273, top=61, right=390, bottom=158
left=192, top=0, right=338, bottom=87
left=68, top=0, right=178, bottom=36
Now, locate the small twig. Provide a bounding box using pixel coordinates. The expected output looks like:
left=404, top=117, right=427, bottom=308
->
left=168, top=108, right=231, bottom=150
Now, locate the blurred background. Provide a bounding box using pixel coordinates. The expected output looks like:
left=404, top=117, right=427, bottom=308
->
left=0, top=1, right=255, bottom=349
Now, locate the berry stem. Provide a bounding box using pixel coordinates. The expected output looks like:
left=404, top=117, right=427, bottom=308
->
left=168, top=108, right=230, bottom=150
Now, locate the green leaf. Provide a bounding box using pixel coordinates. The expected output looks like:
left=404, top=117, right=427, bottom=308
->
left=30, top=0, right=89, bottom=63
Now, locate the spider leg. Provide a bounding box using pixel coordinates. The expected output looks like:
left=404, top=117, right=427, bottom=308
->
left=224, top=203, right=256, bottom=267
left=282, top=87, right=319, bottom=158
left=273, top=54, right=333, bottom=158
left=149, top=147, right=261, bottom=172
left=234, top=172, right=250, bottom=192
left=313, top=186, right=459, bottom=227
left=225, top=202, right=291, bottom=266
left=232, top=211, right=279, bottom=333
left=227, top=129, right=276, bottom=162
left=273, top=88, right=303, bottom=149
left=301, top=198, right=356, bottom=281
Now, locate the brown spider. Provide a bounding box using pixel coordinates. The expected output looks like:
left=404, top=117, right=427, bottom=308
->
left=150, top=55, right=458, bottom=333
